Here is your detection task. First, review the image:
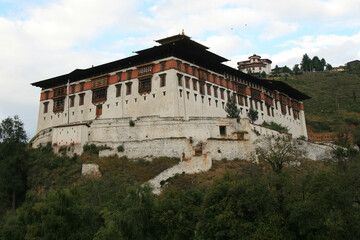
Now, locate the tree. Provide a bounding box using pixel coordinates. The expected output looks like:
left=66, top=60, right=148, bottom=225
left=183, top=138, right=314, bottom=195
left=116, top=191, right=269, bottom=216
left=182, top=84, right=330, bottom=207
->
left=225, top=95, right=240, bottom=122
left=0, top=115, right=27, bottom=143
left=260, top=71, right=267, bottom=78
left=248, top=108, right=258, bottom=123
left=293, top=64, right=301, bottom=75
left=256, top=135, right=304, bottom=174
left=283, top=65, right=292, bottom=74
left=312, top=56, right=323, bottom=72
left=0, top=116, right=27, bottom=211
left=321, top=58, right=326, bottom=70
left=273, top=65, right=280, bottom=74
left=301, top=53, right=312, bottom=72
left=326, top=63, right=333, bottom=71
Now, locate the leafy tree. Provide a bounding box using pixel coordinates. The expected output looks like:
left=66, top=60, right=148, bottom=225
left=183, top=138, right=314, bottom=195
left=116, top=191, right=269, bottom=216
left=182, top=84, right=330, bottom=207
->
left=247, top=108, right=258, bottom=123
left=326, top=63, right=333, bottom=71
left=256, top=135, right=304, bottom=174
left=321, top=58, right=326, bottom=70
left=0, top=115, right=27, bottom=143
left=273, top=65, right=280, bottom=74
left=0, top=116, right=27, bottom=211
left=301, top=53, right=312, bottom=72
left=260, top=71, right=267, bottom=78
left=283, top=65, right=293, bottom=74
left=293, top=64, right=301, bottom=74
left=312, top=56, right=323, bottom=72
left=225, top=95, right=240, bottom=122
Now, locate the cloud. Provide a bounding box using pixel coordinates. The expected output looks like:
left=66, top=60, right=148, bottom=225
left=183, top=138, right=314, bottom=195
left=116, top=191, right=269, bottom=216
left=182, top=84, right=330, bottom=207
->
left=266, top=31, right=360, bottom=67
left=1, top=0, right=360, bottom=137
left=202, top=34, right=252, bottom=57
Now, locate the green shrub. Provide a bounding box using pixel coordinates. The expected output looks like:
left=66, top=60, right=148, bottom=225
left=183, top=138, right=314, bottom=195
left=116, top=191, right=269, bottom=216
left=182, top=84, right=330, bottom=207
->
left=262, top=121, right=289, bottom=133
left=117, top=145, right=124, bottom=152
left=83, top=144, right=100, bottom=155
left=129, top=120, right=135, bottom=127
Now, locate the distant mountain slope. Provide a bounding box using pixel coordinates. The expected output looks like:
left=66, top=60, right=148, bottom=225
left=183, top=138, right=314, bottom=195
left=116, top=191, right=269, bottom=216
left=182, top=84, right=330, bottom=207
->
left=273, top=71, right=360, bottom=133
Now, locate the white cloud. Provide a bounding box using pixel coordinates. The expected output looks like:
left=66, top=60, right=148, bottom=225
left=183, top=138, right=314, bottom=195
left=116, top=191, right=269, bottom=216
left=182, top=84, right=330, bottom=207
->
left=1, top=0, right=360, bottom=137
left=202, top=34, right=252, bottom=57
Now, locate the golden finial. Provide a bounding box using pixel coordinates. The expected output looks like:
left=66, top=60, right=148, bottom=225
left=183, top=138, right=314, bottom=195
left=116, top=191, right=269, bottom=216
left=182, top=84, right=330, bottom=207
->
left=181, top=29, right=185, bottom=35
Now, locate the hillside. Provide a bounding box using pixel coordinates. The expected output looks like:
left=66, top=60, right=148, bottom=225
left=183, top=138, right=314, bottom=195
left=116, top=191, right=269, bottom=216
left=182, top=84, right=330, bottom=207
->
left=273, top=71, right=360, bottom=141
left=1, top=145, right=360, bottom=240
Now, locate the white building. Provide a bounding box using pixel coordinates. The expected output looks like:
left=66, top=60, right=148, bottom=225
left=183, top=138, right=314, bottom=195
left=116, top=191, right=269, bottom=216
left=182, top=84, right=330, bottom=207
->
left=31, top=34, right=309, bottom=157
left=238, top=54, right=272, bottom=75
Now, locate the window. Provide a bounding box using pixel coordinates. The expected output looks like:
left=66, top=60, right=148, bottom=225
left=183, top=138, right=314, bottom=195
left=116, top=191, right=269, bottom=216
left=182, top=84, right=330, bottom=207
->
left=219, top=126, right=226, bottom=136
left=127, top=70, right=132, bottom=80
left=53, top=97, right=65, bottom=112
left=207, top=84, right=211, bottom=95
left=92, top=76, right=108, bottom=89
left=199, top=69, right=208, bottom=81
left=185, top=64, right=189, bottom=73
left=53, top=87, right=66, bottom=98
left=238, top=95, right=244, bottom=106
left=192, top=66, right=197, bottom=76
left=213, top=86, right=218, bottom=98
left=281, top=104, right=287, bottom=115
left=44, top=91, right=49, bottom=100
left=70, top=85, right=75, bottom=94
left=79, top=93, right=85, bottom=105
left=43, top=102, right=49, bottom=113
left=160, top=74, right=166, bottom=87
left=212, top=74, right=217, bottom=83
left=70, top=96, right=75, bottom=107
left=92, top=87, right=107, bottom=103
left=160, top=61, right=166, bottom=71
left=138, top=77, right=152, bottom=94
left=199, top=81, right=205, bottom=95
left=220, top=89, right=224, bottom=99
left=185, top=76, right=190, bottom=88
left=117, top=72, right=122, bottom=82
left=177, top=61, right=182, bottom=70
left=138, top=64, right=153, bottom=76
left=80, top=82, right=85, bottom=91
left=126, top=82, right=132, bottom=95
left=116, top=84, right=122, bottom=97
left=177, top=74, right=183, bottom=86
left=193, top=79, right=197, bottom=91
left=251, top=88, right=261, bottom=101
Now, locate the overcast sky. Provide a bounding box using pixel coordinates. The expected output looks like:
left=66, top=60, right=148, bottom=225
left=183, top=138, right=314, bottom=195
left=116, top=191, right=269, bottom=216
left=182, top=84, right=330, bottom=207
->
left=1, top=0, right=360, bottom=138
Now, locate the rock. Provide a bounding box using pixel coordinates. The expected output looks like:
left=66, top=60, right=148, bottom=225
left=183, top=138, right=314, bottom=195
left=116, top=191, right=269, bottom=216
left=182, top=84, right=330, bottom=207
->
left=81, top=164, right=101, bottom=178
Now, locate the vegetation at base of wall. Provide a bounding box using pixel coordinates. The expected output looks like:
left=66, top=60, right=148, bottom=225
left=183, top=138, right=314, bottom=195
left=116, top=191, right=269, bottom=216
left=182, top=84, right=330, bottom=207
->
left=248, top=108, right=259, bottom=123
left=129, top=120, right=135, bottom=127
left=2, top=136, right=360, bottom=239
left=225, top=95, right=241, bottom=122
left=261, top=121, right=289, bottom=133
left=117, top=145, right=124, bottom=152
left=83, top=144, right=112, bottom=155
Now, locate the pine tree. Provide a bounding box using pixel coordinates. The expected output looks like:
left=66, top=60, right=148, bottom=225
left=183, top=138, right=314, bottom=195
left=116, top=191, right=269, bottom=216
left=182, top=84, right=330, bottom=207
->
left=225, top=95, right=240, bottom=122
left=248, top=108, right=258, bottom=123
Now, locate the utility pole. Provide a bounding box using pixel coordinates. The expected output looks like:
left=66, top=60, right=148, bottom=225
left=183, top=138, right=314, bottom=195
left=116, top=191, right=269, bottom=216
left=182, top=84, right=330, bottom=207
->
left=67, top=79, right=70, bottom=124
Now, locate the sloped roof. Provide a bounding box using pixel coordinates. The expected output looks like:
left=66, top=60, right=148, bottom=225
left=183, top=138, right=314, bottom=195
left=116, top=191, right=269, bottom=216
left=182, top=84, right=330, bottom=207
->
left=31, top=34, right=309, bottom=101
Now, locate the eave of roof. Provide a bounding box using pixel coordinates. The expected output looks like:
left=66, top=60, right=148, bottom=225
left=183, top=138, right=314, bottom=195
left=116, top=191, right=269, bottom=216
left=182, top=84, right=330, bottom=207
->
left=31, top=35, right=309, bottom=101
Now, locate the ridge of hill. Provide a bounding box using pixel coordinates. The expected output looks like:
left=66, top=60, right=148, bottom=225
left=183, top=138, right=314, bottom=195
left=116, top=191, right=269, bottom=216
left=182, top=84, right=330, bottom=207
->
left=272, top=71, right=360, bottom=145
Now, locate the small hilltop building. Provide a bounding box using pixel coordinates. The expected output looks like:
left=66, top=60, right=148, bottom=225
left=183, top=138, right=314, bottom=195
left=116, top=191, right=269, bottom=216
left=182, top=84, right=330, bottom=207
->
left=31, top=33, right=310, bottom=159
left=237, top=54, right=272, bottom=75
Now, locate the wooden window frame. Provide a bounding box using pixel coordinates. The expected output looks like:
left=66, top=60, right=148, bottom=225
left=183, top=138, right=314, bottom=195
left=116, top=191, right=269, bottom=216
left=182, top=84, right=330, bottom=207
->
left=79, top=93, right=85, bottom=106
left=116, top=84, right=122, bottom=97
left=160, top=74, right=166, bottom=87
left=138, top=77, right=152, bottom=94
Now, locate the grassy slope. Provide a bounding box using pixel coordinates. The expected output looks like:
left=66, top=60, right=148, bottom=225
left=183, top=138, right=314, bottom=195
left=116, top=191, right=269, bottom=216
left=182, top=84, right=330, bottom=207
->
left=272, top=71, right=360, bottom=132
